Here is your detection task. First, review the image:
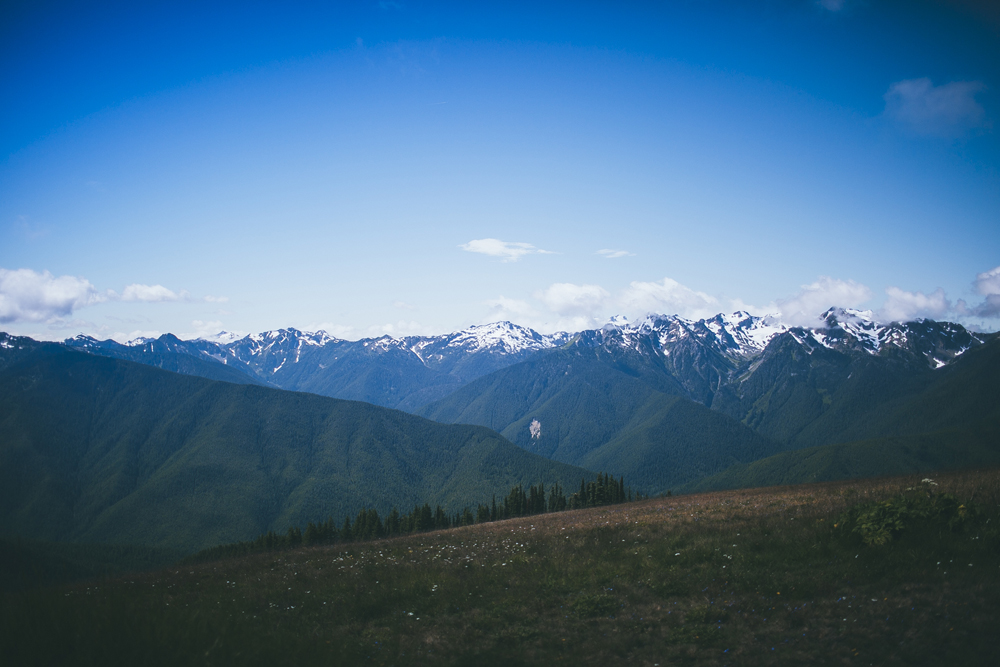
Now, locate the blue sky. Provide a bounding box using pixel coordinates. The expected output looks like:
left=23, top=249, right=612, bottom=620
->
left=2, top=0, right=998, bottom=341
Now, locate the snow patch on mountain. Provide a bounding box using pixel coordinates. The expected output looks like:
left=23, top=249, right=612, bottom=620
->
left=201, top=330, right=245, bottom=344
left=445, top=321, right=560, bottom=354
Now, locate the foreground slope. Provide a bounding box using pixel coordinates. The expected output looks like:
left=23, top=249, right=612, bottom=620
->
left=0, top=345, right=590, bottom=552
left=4, top=470, right=997, bottom=666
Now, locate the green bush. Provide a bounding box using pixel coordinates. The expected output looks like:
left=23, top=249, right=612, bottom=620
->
left=837, top=479, right=971, bottom=546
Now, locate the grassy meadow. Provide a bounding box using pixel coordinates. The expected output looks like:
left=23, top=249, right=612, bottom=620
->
left=3, top=468, right=999, bottom=666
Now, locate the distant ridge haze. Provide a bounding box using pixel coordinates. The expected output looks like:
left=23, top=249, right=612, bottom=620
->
left=62, top=308, right=984, bottom=411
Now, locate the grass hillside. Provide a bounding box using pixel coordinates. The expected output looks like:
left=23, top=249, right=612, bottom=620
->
left=3, top=469, right=997, bottom=666
left=0, top=346, right=591, bottom=553
left=418, top=349, right=778, bottom=492
left=0, top=538, right=184, bottom=593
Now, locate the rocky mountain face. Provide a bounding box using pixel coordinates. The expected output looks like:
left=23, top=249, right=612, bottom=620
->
left=65, top=321, right=568, bottom=410
left=63, top=309, right=984, bottom=415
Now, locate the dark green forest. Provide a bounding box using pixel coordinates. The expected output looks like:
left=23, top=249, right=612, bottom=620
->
left=189, top=473, right=641, bottom=563
left=0, top=345, right=591, bottom=553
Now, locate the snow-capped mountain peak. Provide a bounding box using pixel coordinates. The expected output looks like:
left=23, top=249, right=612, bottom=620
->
left=200, top=330, right=246, bottom=344
left=124, top=336, right=156, bottom=347
left=445, top=321, right=557, bottom=354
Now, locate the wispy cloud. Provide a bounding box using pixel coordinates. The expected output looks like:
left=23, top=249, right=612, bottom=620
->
left=875, top=266, right=1000, bottom=323
left=485, top=277, right=723, bottom=333
left=460, top=238, right=555, bottom=262
left=974, top=266, right=1000, bottom=297
left=181, top=320, right=226, bottom=340
left=619, top=277, right=719, bottom=321
left=968, top=265, right=1000, bottom=317
left=367, top=320, right=430, bottom=337
left=879, top=286, right=951, bottom=322
left=203, top=295, right=229, bottom=303
left=485, top=291, right=600, bottom=333
left=109, top=329, right=163, bottom=344
left=884, top=78, right=988, bottom=137
left=776, top=277, right=872, bottom=326
left=0, top=268, right=104, bottom=324
left=536, top=283, right=609, bottom=316
left=120, top=284, right=187, bottom=302
left=481, top=267, right=1000, bottom=336
left=0, top=267, right=202, bottom=327
left=597, top=249, right=634, bottom=259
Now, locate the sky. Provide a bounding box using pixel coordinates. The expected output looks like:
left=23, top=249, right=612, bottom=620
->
left=2, top=0, right=998, bottom=341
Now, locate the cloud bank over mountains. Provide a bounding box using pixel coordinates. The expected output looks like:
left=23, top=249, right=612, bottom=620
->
left=0, top=268, right=103, bottom=324
left=4, top=262, right=999, bottom=340
left=0, top=268, right=221, bottom=328
left=484, top=269, right=1000, bottom=334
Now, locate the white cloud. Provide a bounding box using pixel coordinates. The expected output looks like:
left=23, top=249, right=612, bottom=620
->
left=484, top=295, right=536, bottom=319
left=597, top=249, right=634, bottom=259
left=110, top=329, right=163, bottom=344
left=120, top=284, right=186, bottom=302
left=460, top=238, right=554, bottom=262
left=536, top=283, right=609, bottom=316
left=306, top=322, right=358, bottom=339
left=0, top=268, right=104, bottom=324
left=776, top=277, right=872, bottom=326
left=484, top=292, right=603, bottom=333
left=481, top=269, right=1000, bottom=336
left=618, top=277, right=719, bottom=321
left=484, top=277, right=724, bottom=333
left=974, top=265, right=1000, bottom=296
left=393, top=300, right=417, bottom=310
left=180, top=320, right=227, bottom=340
left=964, top=265, right=1000, bottom=318
left=884, top=78, right=987, bottom=137
left=367, top=320, right=431, bottom=337
left=203, top=295, right=229, bottom=303
left=971, top=295, right=1000, bottom=318
left=879, top=287, right=951, bottom=322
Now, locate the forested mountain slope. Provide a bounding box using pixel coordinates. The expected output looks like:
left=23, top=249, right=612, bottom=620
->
left=0, top=345, right=590, bottom=553
left=710, top=319, right=985, bottom=447
left=417, top=347, right=781, bottom=492
left=687, top=335, right=1000, bottom=491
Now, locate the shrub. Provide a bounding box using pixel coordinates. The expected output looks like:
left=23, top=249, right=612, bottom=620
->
left=836, top=479, right=971, bottom=547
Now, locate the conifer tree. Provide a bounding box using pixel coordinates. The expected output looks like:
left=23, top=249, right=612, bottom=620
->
left=340, top=516, right=352, bottom=542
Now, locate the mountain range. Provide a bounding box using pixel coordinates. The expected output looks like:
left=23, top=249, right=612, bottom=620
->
left=64, top=309, right=982, bottom=414
left=3, top=308, right=997, bottom=554
left=67, top=321, right=571, bottom=411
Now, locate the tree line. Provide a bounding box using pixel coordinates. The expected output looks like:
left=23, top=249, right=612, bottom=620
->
left=189, top=473, right=644, bottom=562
